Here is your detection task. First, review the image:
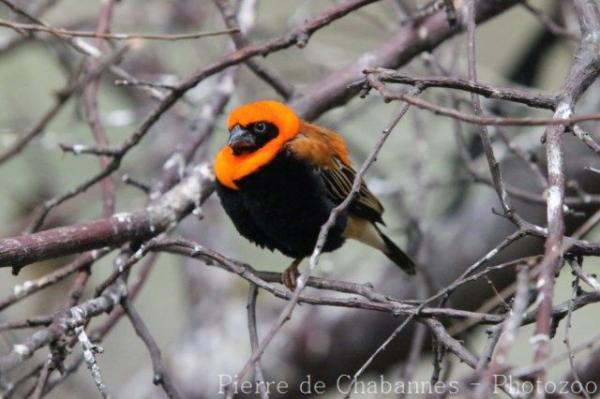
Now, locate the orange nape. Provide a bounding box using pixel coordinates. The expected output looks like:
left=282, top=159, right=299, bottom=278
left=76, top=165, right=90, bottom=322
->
left=287, top=120, right=351, bottom=168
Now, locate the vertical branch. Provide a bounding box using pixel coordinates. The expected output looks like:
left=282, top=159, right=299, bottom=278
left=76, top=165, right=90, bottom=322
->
left=76, top=326, right=111, bottom=398
left=531, top=1, right=600, bottom=391
left=246, top=284, right=269, bottom=399
left=465, top=0, right=513, bottom=217
left=83, top=0, right=118, bottom=216
left=564, top=274, right=591, bottom=399
left=531, top=102, right=567, bottom=385
left=473, top=266, right=530, bottom=398
left=29, top=359, right=52, bottom=399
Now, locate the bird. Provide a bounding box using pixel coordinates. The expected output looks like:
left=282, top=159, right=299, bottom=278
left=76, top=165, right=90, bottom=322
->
left=214, top=100, right=416, bottom=289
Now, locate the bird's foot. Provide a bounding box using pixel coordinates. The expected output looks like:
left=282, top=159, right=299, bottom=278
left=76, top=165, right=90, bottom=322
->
left=282, top=258, right=302, bottom=291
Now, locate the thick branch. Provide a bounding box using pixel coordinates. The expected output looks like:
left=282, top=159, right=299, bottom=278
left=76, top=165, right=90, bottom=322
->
left=532, top=0, right=600, bottom=386
left=0, top=165, right=214, bottom=272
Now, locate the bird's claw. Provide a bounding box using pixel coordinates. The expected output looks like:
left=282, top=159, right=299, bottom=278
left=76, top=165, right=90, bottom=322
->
left=282, top=259, right=301, bottom=291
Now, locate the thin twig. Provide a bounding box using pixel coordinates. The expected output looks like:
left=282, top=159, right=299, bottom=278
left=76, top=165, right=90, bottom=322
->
left=365, top=67, right=557, bottom=109
left=75, top=326, right=110, bottom=398
left=564, top=274, right=591, bottom=399
left=0, top=19, right=239, bottom=40
left=122, top=299, right=182, bottom=399
left=246, top=284, right=269, bottom=399
left=473, top=266, right=531, bottom=398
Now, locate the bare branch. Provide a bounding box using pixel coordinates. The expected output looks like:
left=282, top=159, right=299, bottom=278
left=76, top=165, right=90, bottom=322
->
left=0, top=19, right=238, bottom=41
left=122, top=299, right=182, bottom=399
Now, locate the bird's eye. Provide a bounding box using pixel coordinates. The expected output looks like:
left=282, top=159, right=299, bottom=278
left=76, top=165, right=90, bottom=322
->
left=254, top=122, right=267, bottom=133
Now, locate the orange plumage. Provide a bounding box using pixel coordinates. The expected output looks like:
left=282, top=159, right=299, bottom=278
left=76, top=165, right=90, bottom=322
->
left=214, top=100, right=415, bottom=288
left=215, top=101, right=300, bottom=189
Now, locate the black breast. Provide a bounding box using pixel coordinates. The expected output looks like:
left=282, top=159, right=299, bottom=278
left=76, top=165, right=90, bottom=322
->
left=215, top=150, right=347, bottom=258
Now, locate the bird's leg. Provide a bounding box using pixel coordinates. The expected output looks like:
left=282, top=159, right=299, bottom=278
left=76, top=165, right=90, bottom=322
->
left=282, top=258, right=303, bottom=290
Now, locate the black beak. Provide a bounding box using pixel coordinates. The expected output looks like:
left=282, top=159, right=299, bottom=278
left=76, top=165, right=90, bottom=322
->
left=228, top=125, right=256, bottom=155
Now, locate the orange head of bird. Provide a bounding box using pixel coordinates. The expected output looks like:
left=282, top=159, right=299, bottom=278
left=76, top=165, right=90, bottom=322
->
left=214, top=100, right=301, bottom=189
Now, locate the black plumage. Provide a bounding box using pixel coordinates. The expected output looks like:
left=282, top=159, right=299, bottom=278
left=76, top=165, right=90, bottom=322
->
left=216, top=149, right=347, bottom=258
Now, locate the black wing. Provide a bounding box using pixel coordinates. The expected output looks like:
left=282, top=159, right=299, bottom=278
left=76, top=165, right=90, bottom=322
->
left=319, top=157, right=385, bottom=224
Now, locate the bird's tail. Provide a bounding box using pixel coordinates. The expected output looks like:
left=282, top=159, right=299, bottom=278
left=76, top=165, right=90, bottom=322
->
left=376, top=227, right=416, bottom=275
left=343, top=216, right=416, bottom=275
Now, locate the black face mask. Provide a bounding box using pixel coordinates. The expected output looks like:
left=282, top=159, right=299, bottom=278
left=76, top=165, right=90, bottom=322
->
left=228, top=122, right=279, bottom=155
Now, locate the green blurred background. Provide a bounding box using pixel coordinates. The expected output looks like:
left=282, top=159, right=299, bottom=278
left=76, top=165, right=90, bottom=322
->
left=1, top=1, right=597, bottom=398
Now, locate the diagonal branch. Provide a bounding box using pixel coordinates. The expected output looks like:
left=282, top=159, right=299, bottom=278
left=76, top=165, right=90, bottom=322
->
left=0, top=164, right=214, bottom=273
